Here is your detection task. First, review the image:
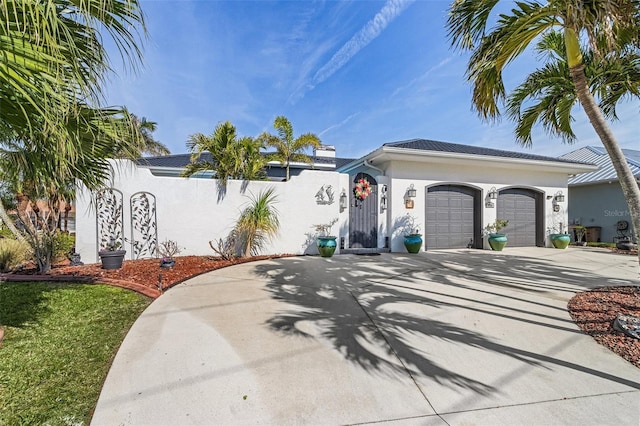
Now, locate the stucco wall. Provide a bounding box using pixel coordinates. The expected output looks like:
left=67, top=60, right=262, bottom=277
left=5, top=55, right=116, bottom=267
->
left=75, top=157, right=574, bottom=262
left=568, top=182, right=634, bottom=242
left=76, top=160, right=349, bottom=263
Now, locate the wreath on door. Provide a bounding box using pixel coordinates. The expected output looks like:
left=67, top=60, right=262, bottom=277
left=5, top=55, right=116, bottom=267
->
left=353, top=178, right=372, bottom=201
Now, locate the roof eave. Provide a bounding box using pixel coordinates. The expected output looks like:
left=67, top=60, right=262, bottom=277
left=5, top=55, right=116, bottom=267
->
left=373, top=146, right=598, bottom=174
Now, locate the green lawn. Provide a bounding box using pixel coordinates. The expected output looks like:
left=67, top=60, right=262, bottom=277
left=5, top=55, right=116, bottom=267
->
left=0, top=282, right=151, bottom=425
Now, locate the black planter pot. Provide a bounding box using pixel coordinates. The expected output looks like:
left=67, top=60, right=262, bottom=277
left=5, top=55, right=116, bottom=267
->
left=160, top=259, right=175, bottom=268
left=99, top=250, right=126, bottom=270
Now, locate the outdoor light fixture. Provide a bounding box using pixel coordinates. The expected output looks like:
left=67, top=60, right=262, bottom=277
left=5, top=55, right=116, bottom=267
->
left=554, top=191, right=565, bottom=203
left=380, top=185, right=388, bottom=211
left=380, top=195, right=387, bottom=211
left=339, top=190, right=348, bottom=211
left=488, top=187, right=498, bottom=200
left=406, top=184, right=417, bottom=198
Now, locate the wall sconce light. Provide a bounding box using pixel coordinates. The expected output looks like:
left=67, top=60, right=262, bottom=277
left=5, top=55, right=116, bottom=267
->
left=488, top=187, right=498, bottom=200
left=554, top=191, right=565, bottom=203
left=339, top=190, right=348, bottom=211
left=380, top=185, right=388, bottom=211
left=380, top=195, right=387, bottom=211
left=406, top=184, right=417, bottom=198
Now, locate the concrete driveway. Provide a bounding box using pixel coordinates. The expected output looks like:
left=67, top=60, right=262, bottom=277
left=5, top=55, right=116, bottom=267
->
left=91, top=247, right=640, bottom=425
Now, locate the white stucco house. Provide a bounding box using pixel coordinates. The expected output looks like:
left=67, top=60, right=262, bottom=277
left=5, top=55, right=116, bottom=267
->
left=74, top=139, right=596, bottom=263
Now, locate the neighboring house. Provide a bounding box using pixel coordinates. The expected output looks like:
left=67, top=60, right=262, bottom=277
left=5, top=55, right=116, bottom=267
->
left=560, top=146, right=640, bottom=243
left=74, top=139, right=595, bottom=263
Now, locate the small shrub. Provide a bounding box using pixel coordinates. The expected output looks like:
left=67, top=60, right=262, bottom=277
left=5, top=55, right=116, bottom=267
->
left=0, top=225, right=16, bottom=239
left=209, top=231, right=238, bottom=261
left=158, top=239, right=181, bottom=260
left=54, top=232, right=75, bottom=262
left=0, top=239, right=30, bottom=272
left=484, top=219, right=509, bottom=234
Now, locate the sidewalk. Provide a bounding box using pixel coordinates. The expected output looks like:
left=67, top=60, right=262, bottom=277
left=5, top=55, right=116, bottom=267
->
left=91, top=247, right=640, bottom=425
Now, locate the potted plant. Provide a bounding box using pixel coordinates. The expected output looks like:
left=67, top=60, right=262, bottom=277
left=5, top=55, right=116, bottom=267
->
left=573, top=225, right=587, bottom=246
left=314, top=218, right=338, bottom=257
left=484, top=219, right=509, bottom=251
left=402, top=214, right=422, bottom=253
left=98, top=237, right=126, bottom=270
left=158, top=239, right=181, bottom=268
left=548, top=225, right=570, bottom=249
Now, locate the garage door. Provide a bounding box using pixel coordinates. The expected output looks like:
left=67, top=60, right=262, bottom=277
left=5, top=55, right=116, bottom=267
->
left=496, top=188, right=539, bottom=247
left=426, top=185, right=479, bottom=249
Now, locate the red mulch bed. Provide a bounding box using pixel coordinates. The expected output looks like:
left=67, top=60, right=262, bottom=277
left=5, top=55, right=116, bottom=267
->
left=568, top=286, right=640, bottom=368
left=0, top=255, right=293, bottom=299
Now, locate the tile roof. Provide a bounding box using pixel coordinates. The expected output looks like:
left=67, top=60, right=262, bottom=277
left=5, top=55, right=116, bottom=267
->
left=559, top=146, right=640, bottom=185
left=383, top=139, right=589, bottom=165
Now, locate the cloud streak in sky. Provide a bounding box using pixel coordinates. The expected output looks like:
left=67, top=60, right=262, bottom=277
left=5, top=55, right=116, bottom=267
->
left=313, top=0, right=415, bottom=85
left=289, top=0, right=414, bottom=104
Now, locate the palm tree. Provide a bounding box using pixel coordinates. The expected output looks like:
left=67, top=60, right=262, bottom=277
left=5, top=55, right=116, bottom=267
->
left=258, top=116, right=321, bottom=181
left=447, top=0, right=640, bottom=263
left=505, top=32, right=640, bottom=145
left=235, top=188, right=280, bottom=257
left=131, top=115, right=171, bottom=156
left=0, top=106, right=144, bottom=272
left=1, top=0, right=146, bottom=147
left=182, top=121, right=267, bottom=185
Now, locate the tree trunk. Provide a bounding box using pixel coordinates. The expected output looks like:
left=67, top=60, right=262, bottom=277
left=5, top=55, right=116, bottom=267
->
left=0, top=202, right=26, bottom=242
left=569, top=64, right=640, bottom=270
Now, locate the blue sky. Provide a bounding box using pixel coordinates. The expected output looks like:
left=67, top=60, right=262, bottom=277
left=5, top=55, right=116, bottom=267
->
left=105, top=0, right=639, bottom=159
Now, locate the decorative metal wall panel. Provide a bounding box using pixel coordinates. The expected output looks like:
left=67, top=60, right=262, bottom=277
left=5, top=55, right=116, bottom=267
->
left=96, top=188, right=124, bottom=254
left=130, top=192, right=158, bottom=259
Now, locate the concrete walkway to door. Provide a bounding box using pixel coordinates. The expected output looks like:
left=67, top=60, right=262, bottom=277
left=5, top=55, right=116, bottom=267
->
left=91, top=247, right=640, bottom=425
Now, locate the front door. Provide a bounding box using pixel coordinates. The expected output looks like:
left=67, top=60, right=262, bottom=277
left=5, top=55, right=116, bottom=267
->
left=349, top=173, right=378, bottom=248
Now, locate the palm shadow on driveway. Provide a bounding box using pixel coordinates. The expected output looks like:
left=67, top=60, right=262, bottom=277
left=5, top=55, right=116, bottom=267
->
left=254, top=250, right=640, bottom=398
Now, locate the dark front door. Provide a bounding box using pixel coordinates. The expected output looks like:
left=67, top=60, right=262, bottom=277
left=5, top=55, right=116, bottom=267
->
left=349, top=173, right=378, bottom=248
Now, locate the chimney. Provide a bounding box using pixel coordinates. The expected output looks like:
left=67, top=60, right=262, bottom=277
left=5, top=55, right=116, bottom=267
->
left=314, top=145, right=336, bottom=159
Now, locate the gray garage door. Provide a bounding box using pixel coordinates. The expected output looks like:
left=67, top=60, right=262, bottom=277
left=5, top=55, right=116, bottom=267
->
left=426, top=185, right=478, bottom=249
left=497, top=188, right=539, bottom=247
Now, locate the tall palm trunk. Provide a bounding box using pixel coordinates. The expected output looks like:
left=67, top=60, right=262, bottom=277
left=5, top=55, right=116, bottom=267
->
left=569, top=63, right=640, bottom=267
left=0, top=201, right=26, bottom=242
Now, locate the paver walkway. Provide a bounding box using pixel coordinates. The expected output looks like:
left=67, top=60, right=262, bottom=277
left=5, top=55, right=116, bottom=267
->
left=92, top=247, right=640, bottom=425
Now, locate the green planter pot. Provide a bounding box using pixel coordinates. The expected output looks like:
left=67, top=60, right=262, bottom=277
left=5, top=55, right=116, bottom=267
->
left=550, top=234, right=570, bottom=249
left=317, top=236, right=337, bottom=257
left=404, top=234, right=423, bottom=253
left=488, top=234, right=507, bottom=251
left=99, top=250, right=126, bottom=270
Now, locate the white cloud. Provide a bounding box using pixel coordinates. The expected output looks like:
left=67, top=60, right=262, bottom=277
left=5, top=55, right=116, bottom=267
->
left=289, top=0, right=415, bottom=104
left=318, top=112, right=361, bottom=138
left=313, top=0, right=415, bottom=85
